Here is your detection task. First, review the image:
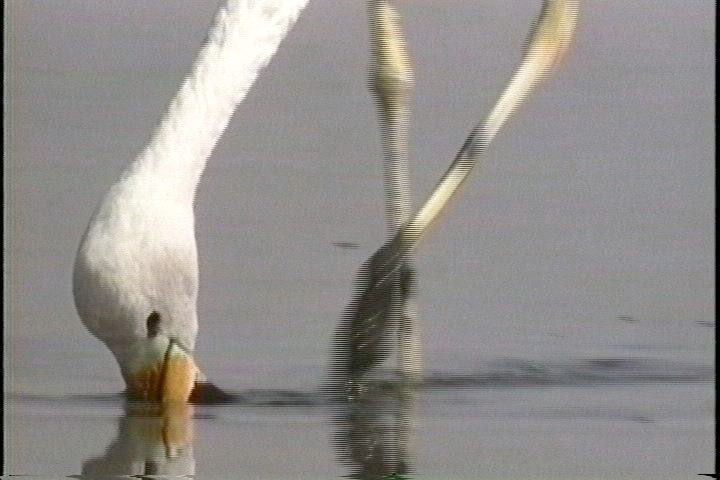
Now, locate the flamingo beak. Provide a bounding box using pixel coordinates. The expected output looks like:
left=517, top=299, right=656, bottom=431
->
left=126, top=339, right=198, bottom=403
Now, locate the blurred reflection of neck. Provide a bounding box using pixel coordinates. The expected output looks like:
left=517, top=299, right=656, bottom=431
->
left=80, top=401, right=195, bottom=477
left=331, top=373, right=416, bottom=479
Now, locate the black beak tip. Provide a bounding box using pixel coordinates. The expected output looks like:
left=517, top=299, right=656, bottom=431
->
left=189, top=381, right=238, bottom=404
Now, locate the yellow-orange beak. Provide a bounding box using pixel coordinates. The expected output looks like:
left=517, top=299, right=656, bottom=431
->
left=126, top=340, right=198, bottom=403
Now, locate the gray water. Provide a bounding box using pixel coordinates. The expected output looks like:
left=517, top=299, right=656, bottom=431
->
left=4, top=1, right=714, bottom=478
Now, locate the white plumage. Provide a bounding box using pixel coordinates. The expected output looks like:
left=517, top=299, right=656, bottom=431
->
left=73, top=0, right=308, bottom=394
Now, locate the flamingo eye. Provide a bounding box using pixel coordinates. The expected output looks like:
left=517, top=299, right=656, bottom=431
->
left=146, top=311, right=161, bottom=338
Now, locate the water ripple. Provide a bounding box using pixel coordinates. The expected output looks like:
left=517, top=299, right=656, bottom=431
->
left=8, top=357, right=712, bottom=407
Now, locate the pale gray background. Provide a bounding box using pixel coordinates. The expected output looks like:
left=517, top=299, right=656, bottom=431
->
left=4, top=1, right=714, bottom=477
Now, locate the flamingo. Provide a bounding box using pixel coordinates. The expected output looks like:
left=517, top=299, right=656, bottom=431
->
left=72, top=0, right=308, bottom=402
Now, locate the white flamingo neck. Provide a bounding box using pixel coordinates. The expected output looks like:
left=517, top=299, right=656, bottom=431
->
left=123, top=0, right=308, bottom=200
left=73, top=0, right=308, bottom=361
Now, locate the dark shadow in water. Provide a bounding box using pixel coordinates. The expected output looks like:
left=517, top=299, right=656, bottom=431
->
left=8, top=358, right=711, bottom=409
left=421, top=358, right=714, bottom=389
